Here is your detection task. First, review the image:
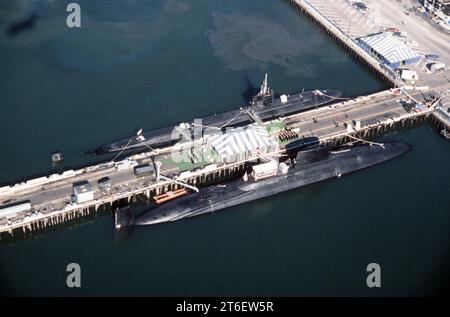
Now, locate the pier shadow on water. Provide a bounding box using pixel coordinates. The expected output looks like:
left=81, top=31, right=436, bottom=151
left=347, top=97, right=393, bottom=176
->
left=0, top=211, right=106, bottom=246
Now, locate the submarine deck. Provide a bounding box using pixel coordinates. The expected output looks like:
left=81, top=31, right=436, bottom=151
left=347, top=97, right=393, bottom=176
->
left=98, top=89, right=342, bottom=153
left=132, top=142, right=410, bottom=226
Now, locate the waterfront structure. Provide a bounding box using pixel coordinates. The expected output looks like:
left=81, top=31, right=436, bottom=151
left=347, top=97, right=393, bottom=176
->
left=0, top=0, right=449, bottom=235
left=0, top=201, right=31, bottom=221
left=358, top=33, right=421, bottom=68
left=206, top=124, right=279, bottom=163
left=73, top=181, right=94, bottom=204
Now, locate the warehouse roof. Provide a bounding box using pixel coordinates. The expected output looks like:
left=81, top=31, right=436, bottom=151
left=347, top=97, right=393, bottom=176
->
left=207, top=124, right=277, bottom=160
left=359, top=33, right=420, bottom=65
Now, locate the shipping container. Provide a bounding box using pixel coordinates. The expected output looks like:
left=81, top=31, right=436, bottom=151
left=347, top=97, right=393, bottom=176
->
left=0, top=201, right=31, bottom=219
left=134, top=164, right=154, bottom=177
left=98, top=177, right=111, bottom=190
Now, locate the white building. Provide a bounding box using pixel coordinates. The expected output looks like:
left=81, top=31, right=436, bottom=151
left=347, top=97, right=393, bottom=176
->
left=400, top=69, right=419, bottom=82
left=73, top=181, right=94, bottom=204
left=0, top=201, right=31, bottom=220
left=251, top=160, right=278, bottom=181
left=358, top=33, right=421, bottom=68
left=206, top=124, right=279, bottom=163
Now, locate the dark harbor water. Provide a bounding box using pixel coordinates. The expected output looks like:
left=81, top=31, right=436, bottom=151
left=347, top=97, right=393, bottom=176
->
left=0, top=0, right=448, bottom=296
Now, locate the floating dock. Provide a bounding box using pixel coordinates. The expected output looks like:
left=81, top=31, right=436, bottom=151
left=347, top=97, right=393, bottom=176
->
left=1, top=0, right=449, bottom=236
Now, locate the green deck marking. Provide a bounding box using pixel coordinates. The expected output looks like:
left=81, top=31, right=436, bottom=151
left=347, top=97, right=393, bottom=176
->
left=266, top=121, right=285, bottom=134
left=160, top=147, right=220, bottom=172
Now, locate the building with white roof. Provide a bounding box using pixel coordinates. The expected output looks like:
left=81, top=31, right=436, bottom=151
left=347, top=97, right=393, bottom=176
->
left=358, top=33, right=421, bottom=68
left=73, top=181, right=94, bottom=204
left=206, top=124, right=279, bottom=163
left=0, top=201, right=31, bottom=220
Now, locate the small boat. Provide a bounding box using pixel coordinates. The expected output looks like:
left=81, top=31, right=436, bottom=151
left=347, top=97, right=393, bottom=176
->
left=51, top=152, right=64, bottom=162
left=153, top=188, right=188, bottom=204
left=440, top=129, right=450, bottom=140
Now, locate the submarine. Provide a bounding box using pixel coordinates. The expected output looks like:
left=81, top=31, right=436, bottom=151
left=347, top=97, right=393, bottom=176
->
left=116, top=141, right=410, bottom=227
left=95, top=74, right=342, bottom=155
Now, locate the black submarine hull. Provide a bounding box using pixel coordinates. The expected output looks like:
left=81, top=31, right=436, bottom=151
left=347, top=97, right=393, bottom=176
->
left=95, top=89, right=341, bottom=154
left=125, top=142, right=410, bottom=227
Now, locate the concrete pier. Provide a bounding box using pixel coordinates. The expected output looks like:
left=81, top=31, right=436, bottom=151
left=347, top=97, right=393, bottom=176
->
left=289, top=0, right=399, bottom=86
left=0, top=88, right=441, bottom=235
left=0, top=0, right=449, bottom=236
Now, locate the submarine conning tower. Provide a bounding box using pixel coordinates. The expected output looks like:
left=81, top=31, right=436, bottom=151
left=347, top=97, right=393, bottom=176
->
left=251, top=73, right=273, bottom=109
